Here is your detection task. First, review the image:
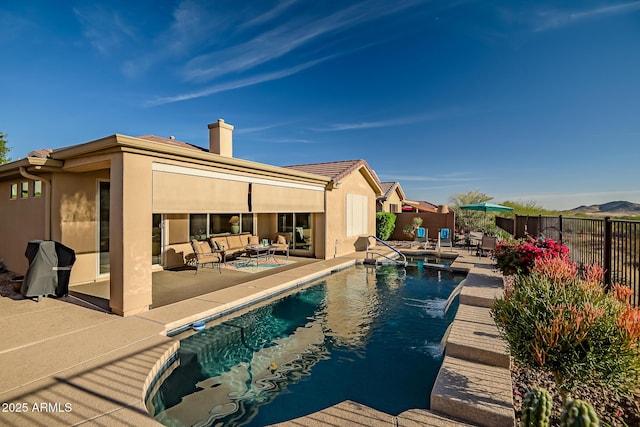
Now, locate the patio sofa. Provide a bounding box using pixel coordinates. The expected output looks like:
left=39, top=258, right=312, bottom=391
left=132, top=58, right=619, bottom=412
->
left=209, top=233, right=254, bottom=260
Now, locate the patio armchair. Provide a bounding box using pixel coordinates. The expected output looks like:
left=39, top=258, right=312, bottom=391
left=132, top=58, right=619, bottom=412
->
left=190, top=240, right=222, bottom=274
left=478, top=235, right=497, bottom=258
left=467, top=231, right=483, bottom=254
left=271, top=234, right=289, bottom=259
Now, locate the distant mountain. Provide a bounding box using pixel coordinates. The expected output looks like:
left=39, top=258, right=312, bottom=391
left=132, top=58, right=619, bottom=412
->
left=570, top=201, right=640, bottom=216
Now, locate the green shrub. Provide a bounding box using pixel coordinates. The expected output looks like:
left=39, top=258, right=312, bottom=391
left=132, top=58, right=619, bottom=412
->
left=492, top=257, right=640, bottom=400
left=375, top=212, right=396, bottom=240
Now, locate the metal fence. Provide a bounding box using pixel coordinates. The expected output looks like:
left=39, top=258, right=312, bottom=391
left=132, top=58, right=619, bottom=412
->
left=499, top=215, right=640, bottom=308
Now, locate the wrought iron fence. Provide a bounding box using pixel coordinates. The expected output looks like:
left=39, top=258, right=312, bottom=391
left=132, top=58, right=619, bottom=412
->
left=501, top=215, right=640, bottom=308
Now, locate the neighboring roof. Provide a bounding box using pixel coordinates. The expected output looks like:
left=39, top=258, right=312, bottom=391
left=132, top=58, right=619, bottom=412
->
left=136, top=135, right=208, bottom=152
left=378, top=181, right=406, bottom=202
left=403, top=199, right=438, bottom=213
left=284, top=159, right=383, bottom=195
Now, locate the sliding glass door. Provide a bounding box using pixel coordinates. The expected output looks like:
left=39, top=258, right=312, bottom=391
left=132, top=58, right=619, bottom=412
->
left=152, top=214, right=162, bottom=265
left=277, top=213, right=312, bottom=252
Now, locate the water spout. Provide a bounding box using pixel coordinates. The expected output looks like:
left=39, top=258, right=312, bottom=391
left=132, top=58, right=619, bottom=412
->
left=443, top=279, right=465, bottom=316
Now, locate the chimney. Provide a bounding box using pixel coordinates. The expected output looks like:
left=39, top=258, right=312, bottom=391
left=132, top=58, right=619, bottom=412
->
left=208, top=118, right=234, bottom=157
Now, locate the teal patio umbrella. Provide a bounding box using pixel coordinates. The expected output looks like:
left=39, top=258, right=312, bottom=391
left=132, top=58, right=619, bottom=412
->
left=459, top=202, right=513, bottom=228
left=459, top=202, right=514, bottom=213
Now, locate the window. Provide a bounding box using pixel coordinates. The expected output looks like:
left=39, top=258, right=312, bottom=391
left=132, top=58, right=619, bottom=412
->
left=190, top=213, right=255, bottom=240
left=98, top=181, right=110, bottom=274
left=240, top=213, right=254, bottom=235
left=21, top=182, right=29, bottom=198
left=9, top=184, right=17, bottom=199
left=33, top=181, right=42, bottom=197
left=189, top=214, right=207, bottom=241
left=390, top=204, right=398, bottom=213
left=346, top=194, right=368, bottom=237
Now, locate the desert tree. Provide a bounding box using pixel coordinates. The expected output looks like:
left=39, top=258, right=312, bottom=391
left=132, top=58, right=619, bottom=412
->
left=0, top=131, right=11, bottom=164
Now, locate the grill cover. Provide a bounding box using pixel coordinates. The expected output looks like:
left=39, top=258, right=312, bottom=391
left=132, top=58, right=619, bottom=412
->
left=21, top=240, right=76, bottom=298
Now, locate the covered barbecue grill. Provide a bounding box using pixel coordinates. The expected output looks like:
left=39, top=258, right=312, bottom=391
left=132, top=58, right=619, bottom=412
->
left=21, top=240, right=76, bottom=300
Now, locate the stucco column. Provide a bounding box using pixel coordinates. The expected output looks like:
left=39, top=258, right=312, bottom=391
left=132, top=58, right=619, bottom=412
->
left=109, top=153, right=153, bottom=316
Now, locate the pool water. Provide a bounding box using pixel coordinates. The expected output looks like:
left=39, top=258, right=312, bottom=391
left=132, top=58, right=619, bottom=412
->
left=147, top=264, right=464, bottom=427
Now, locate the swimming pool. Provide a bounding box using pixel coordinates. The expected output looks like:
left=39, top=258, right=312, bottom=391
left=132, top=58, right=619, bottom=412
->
left=147, top=264, right=464, bottom=427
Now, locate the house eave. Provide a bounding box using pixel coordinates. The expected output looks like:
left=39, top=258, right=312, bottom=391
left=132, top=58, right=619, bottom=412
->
left=46, top=134, right=332, bottom=187
left=0, top=157, right=64, bottom=180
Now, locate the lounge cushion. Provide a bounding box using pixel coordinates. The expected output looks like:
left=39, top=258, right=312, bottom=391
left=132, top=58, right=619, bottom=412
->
left=210, top=237, right=228, bottom=250
left=227, top=234, right=244, bottom=249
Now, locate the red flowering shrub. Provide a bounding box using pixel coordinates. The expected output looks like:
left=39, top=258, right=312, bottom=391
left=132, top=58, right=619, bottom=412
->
left=493, top=257, right=640, bottom=400
left=494, top=237, right=569, bottom=276
left=534, top=256, right=578, bottom=285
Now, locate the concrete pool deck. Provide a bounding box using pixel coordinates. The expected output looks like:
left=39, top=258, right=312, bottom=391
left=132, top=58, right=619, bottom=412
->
left=0, top=248, right=514, bottom=426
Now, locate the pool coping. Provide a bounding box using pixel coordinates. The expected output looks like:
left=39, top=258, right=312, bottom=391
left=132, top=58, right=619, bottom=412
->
left=0, top=250, right=514, bottom=426
left=430, top=263, right=516, bottom=427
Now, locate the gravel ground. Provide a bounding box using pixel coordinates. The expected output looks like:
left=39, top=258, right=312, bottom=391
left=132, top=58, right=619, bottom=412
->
left=511, top=362, right=640, bottom=426
left=0, top=270, right=20, bottom=297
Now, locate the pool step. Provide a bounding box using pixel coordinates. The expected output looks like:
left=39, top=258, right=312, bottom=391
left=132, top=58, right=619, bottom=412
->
left=431, top=356, right=515, bottom=427
left=363, top=257, right=407, bottom=267
left=269, top=400, right=475, bottom=426
left=445, top=304, right=510, bottom=368
left=458, top=270, right=504, bottom=308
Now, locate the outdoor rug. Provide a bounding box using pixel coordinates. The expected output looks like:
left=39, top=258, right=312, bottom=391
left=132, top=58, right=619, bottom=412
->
left=221, top=258, right=296, bottom=274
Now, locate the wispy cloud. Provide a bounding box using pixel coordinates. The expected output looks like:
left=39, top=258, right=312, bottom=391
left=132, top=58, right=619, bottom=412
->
left=0, top=10, right=32, bottom=43
left=239, top=0, right=298, bottom=30
left=513, top=189, right=640, bottom=201
left=534, top=1, right=640, bottom=32
left=146, top=56, right=333, bottom=106
left=123, top=0, right=229, bottom=77
left=74, top=6, right=137, bottom=54
left=268, top=138, right=315, bottom=144
left=183, top=1, right=420, bottom=83
left=379, top=173, right=476, bottom=183
left=144, top=0, right=422, bottom=104
left=235, top=122, right=288, bottom=134
left=317, top=109, right=463, bottom=132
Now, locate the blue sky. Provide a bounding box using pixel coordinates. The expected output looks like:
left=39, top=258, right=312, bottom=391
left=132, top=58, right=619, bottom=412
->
left=1, top=0, right=639, bottom=210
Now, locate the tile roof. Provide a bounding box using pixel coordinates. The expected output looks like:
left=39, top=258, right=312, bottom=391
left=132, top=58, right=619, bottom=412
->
left=136, top=135, right=208, bottom=152
left=403, top=199, right=439, bottom=213
left=284, top=159, right=381, bottom=184
left=379, top=181, right=399, bottom=200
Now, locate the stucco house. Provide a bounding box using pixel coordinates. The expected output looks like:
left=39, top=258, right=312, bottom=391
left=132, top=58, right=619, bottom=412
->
left=0, top=119, right=382, bottom=316
left=377, top=181, right=406, bottom=213
left=285, top=159, right=383, bottom=256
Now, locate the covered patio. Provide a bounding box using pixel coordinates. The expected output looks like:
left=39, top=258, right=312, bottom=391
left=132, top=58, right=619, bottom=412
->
left=68, top=255, right=320, bottom=312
